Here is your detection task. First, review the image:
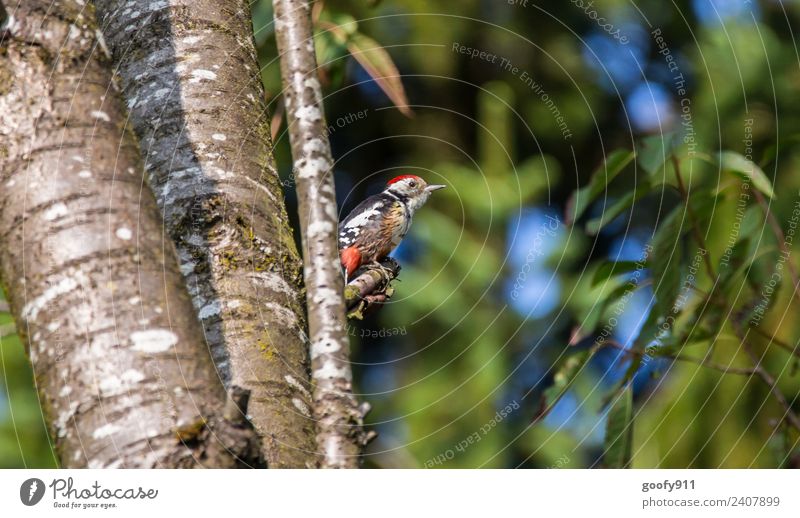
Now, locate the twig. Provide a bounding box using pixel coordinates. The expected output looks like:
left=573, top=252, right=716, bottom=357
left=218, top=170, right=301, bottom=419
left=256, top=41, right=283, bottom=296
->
left=345, top=258, right=401, bottom=319
left=602, top=340, right=757, bottom=376
left=751, top=326, right=800, bottom=360
left=734, top=325, right=800, bottom=432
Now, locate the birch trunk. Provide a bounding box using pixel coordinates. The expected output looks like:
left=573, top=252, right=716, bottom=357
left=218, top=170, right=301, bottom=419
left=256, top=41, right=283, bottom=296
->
left=0, top=1, right=260, bottom=467
left=273, top=0, right=369, bottom=468
left=93, top=0, right=317, bottom=467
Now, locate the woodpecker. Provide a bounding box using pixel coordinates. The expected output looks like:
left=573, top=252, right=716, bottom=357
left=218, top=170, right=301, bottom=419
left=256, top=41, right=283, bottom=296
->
left=339, top=175, right=446, bottom=280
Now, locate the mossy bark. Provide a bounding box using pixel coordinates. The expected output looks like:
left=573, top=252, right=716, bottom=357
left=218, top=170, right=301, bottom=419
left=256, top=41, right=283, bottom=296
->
left=93, top=0, right=317, bottom=467
left=0, top=0, right=260, bottom=468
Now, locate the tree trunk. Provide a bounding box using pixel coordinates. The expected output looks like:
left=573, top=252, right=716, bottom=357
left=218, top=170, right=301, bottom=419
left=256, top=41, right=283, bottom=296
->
left=92, top=0, right=317, bottom=467
left=0, top=1, right=261, bottom=467
left=273, top=0, right=368, bottom=468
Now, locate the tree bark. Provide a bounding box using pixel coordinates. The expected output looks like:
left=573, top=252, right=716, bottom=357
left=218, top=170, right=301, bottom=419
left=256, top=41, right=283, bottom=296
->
left=0, top=1, right=261, bottom=467
left=273, top=0, right=368, bottom=468
left=92, top=0, right=317, bottom=467
left=345, top=259, right=401, bottom=320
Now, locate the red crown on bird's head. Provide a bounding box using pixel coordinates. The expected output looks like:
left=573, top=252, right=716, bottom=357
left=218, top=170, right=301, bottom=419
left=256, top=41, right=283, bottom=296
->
left=387, top=174, right=422, bottom=186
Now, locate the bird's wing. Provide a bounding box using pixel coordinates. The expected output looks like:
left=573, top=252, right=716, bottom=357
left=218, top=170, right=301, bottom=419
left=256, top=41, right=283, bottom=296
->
left=338, top=194, right=388, bottom=249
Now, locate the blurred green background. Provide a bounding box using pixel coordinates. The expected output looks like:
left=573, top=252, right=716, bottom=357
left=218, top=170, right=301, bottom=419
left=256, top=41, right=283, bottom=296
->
left=4, top=0, right=800, bottom=468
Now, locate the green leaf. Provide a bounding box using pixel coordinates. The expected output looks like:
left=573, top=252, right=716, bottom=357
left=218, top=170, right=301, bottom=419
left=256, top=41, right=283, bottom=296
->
left=567, top=149, right=636, bottom=224
left=603, top=384, right=634, bottom=468
left=738, top=251, right=783, bottom=325
left=315, top=26, right=346, bottom=57
left=618, top=202, right=694, bottom=385
left=325, top=13, right=359, bottom=40
left=722, top=203, right=778, bottom=294
left=759, top=134, right=800, bottom=168
left=717, top=217, right=764, bottom=295
left=636, top=131, right=678, bottom=177
left=620, top=308, right=660, bottom=384
left=621, top=192, right=721, bottom=384
left=346, top=32, right=412, bottom=117
left=585, top=180, right=654, bottom=235
left=718, top=151, right=775, bottom=199
left=650, top=205, right=685, bottom=320
left=571, top=281, right=646, bottom=345
left=534, top=348, right=597, bottom=423
left=591, top=261, right=643, bottom=287
left=315, top=15, right=411, bottom=117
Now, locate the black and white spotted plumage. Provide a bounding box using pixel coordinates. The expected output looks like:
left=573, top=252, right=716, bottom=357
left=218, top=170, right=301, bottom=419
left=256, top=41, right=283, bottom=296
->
left=338, top=194, right=399, bottom=250
left=338, top=175, right=445, bottom=278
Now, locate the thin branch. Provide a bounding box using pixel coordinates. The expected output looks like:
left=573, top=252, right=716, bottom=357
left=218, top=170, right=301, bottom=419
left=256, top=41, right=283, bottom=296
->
left=273, top=0, right=368, bottom=468
left=751, top=326, right=800, bottom=361
left=602, top=340, right=758, bottom=376
left=732, top=324, right=800, bottom=433
left=345, top=258, right=401, bottom=319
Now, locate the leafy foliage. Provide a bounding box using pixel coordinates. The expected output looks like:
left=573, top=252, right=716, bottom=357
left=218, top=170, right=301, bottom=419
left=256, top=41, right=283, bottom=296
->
left=603, top=384, right=634, bottom=469
left=554, top=130, right=800, bottom=467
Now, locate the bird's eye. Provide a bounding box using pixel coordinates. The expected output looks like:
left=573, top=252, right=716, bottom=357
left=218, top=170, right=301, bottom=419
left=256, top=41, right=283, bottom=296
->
left=408, top=181, right=417, bottom=187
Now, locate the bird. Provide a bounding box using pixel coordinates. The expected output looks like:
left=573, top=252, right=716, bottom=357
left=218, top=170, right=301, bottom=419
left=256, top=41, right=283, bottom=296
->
left=339, top=175, right=445, bottom=281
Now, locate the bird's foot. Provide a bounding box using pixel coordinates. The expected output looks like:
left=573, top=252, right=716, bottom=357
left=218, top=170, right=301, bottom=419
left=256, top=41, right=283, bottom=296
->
left=367, top=258, right=397, bottom=278
left=368, top=259, right=400, bottom=278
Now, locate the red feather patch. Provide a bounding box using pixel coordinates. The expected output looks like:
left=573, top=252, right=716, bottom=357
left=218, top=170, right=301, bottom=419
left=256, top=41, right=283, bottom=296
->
left=387, top=174, right=421, bottom=185
left=340, top=246, right=362, bottom=278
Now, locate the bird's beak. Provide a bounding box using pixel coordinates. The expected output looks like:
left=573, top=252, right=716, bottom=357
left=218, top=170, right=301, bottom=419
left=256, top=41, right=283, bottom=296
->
left=425, top=184, right=446, bottom=192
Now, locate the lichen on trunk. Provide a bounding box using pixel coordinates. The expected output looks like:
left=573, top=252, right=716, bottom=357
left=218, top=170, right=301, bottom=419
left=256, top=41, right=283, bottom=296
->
left=0, top=0, right=261, bottom=468
left=93, top=0, right=317, bottom=467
